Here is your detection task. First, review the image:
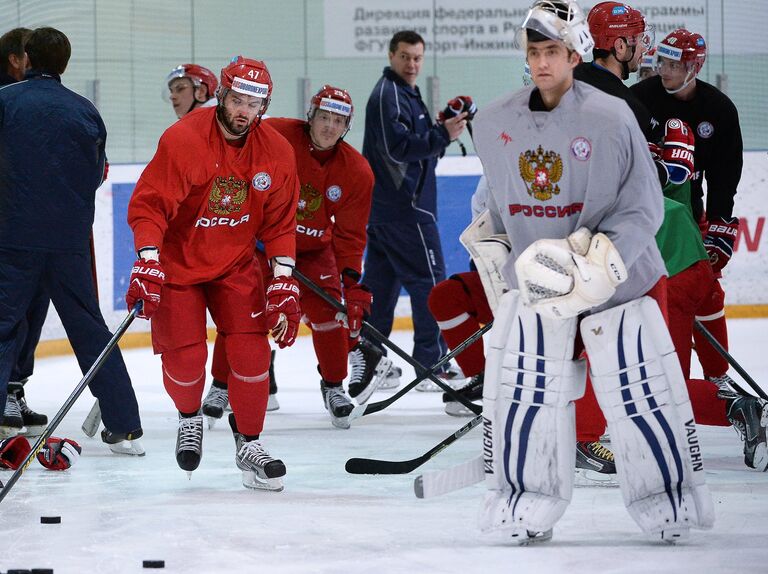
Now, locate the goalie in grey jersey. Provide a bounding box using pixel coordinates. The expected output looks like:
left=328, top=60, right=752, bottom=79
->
left=470, top=0, right=713, bottom=543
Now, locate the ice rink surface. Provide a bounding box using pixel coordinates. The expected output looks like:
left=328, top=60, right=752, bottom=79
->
left=1, top=321, right=767, bottom=574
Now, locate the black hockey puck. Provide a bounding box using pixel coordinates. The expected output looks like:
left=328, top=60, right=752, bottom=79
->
left=40, top=516, right=61, bottom=524
left=142, top=560, right=165, bottom=568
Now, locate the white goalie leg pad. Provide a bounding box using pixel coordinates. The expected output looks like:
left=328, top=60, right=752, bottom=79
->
left=460, top=209, right=511, bottom=313
left=480, top=290, right=586, bottom=537
left=580, top=297, right=714, bottom=537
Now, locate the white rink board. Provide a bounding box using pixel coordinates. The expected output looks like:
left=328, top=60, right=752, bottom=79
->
left=38, top=152, right=768, bottom=343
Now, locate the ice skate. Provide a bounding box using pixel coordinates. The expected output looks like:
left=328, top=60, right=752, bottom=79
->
left=721, top=390, right=768, bottom=471
left=8, top=381, right=47, bottom=437
left=201, top=383, right=228, bottom=429
left=416, top=364, right=465, bottom=392
left=321, top=381, right=354, bottom=429
left=175, top=413, right=203, bottom=477
left=100, top=427, right=145, bottom=456
left=442, top=373, right=483, bottom=417
left=0, top=392, right=24, bottom=438
left=229, top=413, right=285, bottom=491
left=515, top=529, right=553, bottom=546
left=574, top=441, right=618, bottom=487
left=378, top=363, right=402, bottom=391
left=347, top=338, right=388, bottom=404
left=267, top=349, right=280, bottom=412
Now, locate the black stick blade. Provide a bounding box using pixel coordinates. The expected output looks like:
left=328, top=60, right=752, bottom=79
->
left=345, top=456, right=423, bottom=475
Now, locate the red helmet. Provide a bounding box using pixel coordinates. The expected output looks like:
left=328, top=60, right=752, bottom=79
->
left=308, top=85, right=353, bottom=123
left=166, top=64, right=218, bottom=100
left=587, top=2, right=652, bottom=51
left=219, top=56, right=273, bottom=113
left=657, top=29, right=707, bottom=75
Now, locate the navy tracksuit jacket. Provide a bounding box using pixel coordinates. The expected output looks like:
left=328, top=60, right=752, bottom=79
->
left=362, top=66, right=452, bottom=369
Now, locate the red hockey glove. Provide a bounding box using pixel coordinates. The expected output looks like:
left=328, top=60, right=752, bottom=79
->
left=662, top=118, right=695, bottom=184
left=647, top=142, right=663, bottom=162
left=125, top=251, right=164, bottom=319
left=37, top=437, right=82, bottom=471
left=704, top=216, right=740, bottom=272
left=0, top=436, right=32, bottom=470
left=342, top=271, right=372, bottom=339
left=438, top=95, right=477, bottom=122
left=266, top=276, right=301, bottom=348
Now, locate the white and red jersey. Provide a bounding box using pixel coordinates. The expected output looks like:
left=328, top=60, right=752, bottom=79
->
left=265, top=118, right=373, bottom=276
left=129, top=107, right=299, bottom=285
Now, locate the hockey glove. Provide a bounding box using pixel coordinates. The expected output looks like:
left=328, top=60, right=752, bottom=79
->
left=126, top=248, right=164, bottom=319
left=662, top=118, right=695, bottom=184
left=0, top=436, right=32, bottom=470
left=438, top=96, right=477, bottom=122
left=37, top=437, right=82, bottom=471
left=266, top=276, right=301, bottom=349
left=341, top=270, right=372, bottom=339
left=704, top=216, right=740, bottom=272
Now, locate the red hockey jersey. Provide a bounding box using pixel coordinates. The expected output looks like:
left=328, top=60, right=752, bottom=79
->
left=129, top=107, right=299, bottom=285
left=265, top=118, right=373, bottom=275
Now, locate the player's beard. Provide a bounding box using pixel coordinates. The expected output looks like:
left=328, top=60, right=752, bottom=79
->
left=216, top=104, right=253, bottom=137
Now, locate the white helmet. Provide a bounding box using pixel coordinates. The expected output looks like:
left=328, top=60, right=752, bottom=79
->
left=518, top=0, right=594, bottom=57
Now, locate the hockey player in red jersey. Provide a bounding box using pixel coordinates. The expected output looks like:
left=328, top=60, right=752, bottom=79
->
left=126, top=56, right=300, bottom=491
left=261, top=85, right=376, bottom=429
left=164, top=63, right=218, bottom=119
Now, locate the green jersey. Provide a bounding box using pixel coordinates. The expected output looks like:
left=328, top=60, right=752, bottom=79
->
left=655, top=181, right=708, bottom=277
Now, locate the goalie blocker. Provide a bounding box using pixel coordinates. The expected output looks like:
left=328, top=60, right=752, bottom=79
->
left=481, top=291, right=713, bottom=542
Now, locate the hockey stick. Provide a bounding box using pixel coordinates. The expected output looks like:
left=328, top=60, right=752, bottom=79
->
left=694, top=319, right=768, bottom=401
left=290, top=267, right=483, bottom=415
left=349, top=322, right=492, bottom=422
left=345, top=413, right=482, bottom=475
left=81, top=399, right=102, bottom=437
left=0, top=305, right=139, bottom=504
left=414, top=455, right=484, bottom=498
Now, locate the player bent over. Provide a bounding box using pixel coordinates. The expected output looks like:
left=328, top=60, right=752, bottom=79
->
left=472, top=0, right=713, bottom=542
left=126, top=56, right=300, bottom=491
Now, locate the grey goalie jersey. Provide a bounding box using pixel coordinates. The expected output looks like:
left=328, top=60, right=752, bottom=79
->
left=473, top=80, right=666, bottom=309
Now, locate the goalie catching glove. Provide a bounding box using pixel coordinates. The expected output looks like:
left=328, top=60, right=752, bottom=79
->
left=515, top=228, right=628, bottom=320
left=266, top=257, right=301, bottom=349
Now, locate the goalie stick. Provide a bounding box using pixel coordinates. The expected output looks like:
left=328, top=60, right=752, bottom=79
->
left=0, top=305, right=139, bottom=504
left=694, top=319, right=768, bottom=400
left=345, top=414, right=482, bottom=475
left=81, top=399, right=102, bottom=437
left=414, top=455, right=484, bottom=498
left=290, top=267, right=483, bottom=415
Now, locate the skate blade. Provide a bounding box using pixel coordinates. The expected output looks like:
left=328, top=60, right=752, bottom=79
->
left=266, top=394, right=280, bottom=412
left=242, top=471, right=284, bottom=492
left=444, top=402, right=478, bottom=417
left=330, top=415, right=351, bottom=430
left=0, top=426, right=23, bottom=439
left=573, top=468, right=618, bottom=488
left=21, top=424, right=47, bottom=438
left=108, top=439, right=146, bottom=456
left=660, top=528, right=689, bottom=544
left=377, top=378, right=400, bottom=391
left=515, top=529, right=553, bottom=546
left=206, top=416, right=219, bottom=430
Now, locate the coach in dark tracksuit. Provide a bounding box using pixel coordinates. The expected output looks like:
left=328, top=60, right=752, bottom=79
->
left=362, top=30, right=467, bottom=372
left=0, top=26, right=51, bottom=435
left=0, top=27, right=143, bottom=447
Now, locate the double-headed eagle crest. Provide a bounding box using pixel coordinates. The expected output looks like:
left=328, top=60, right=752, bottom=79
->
left=209, top=176, right=248, bottom=215
left=297, top=183, right=323, bottom=221
left=519, top=145, right=563, bottom=201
